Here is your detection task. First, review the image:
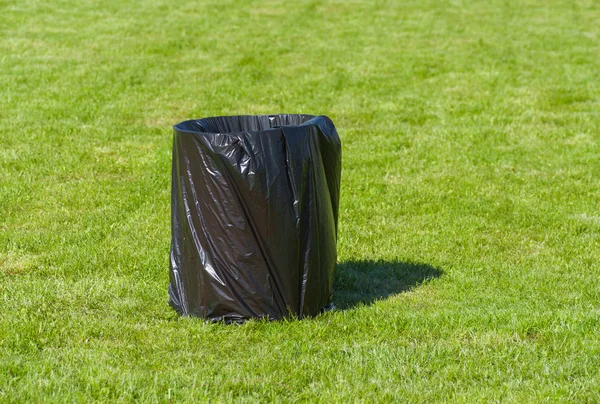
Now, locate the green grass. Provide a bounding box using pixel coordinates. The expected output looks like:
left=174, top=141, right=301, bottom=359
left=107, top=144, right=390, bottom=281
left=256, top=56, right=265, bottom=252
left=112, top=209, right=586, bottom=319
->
left=1, top=0, right=600, bottom=401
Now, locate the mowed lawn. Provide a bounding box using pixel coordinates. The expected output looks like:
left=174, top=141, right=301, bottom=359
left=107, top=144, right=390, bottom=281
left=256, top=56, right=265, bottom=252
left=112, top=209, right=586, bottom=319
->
left=1, top=0, right=600, bottom=401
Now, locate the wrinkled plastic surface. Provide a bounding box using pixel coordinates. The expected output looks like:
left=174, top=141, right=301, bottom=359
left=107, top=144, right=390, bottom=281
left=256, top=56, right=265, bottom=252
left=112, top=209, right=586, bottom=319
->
left=169, top=114, right=341, bottom=322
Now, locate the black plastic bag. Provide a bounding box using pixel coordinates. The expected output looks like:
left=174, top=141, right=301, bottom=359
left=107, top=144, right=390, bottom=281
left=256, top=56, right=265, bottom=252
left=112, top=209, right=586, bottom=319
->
left=169, top=115, right=341, bottom=322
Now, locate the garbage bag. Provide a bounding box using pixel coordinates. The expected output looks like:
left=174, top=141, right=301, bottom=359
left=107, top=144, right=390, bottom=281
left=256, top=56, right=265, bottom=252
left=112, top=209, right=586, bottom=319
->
left=169, top=114, right=341, bottom=322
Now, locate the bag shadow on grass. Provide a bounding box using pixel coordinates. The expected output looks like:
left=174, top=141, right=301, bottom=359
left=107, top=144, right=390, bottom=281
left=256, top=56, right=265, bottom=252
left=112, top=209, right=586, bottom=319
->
left=332, top=260, right=443, bottom=310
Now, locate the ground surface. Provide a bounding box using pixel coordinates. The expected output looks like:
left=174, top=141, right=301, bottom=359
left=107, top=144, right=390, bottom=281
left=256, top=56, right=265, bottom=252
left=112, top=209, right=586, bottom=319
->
left=1, top=0, right=600, bottom=402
